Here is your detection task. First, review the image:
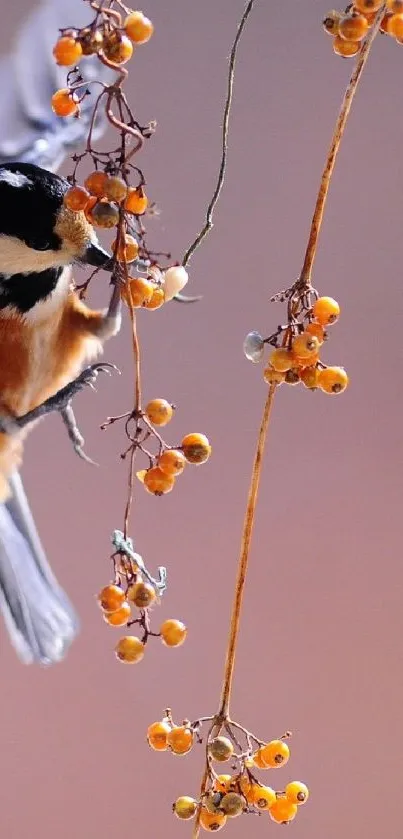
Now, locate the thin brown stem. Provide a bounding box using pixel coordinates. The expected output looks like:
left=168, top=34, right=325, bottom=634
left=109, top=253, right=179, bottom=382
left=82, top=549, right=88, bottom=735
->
left=300, top=6, right=384, bottom=285
left=218, top=384, right=277, bottom=718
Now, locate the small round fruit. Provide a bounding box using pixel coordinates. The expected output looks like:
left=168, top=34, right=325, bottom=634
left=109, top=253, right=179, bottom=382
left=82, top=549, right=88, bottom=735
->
left=147, top=720, right=171, bottom=751
left=53, top=36, right=82, bottom=66
left=124, top=277, right=154, bottom=307
left=115, top=635, right=145, bottom=663
left=239, top=776, right=254, bottom=803
left=112, top=234, right=139, bottom=262
left=259, top=739, right=290, bottom=768
left=220, top=793, right=244, bottom=817
left=209, top=737, right=234, bottom=763
left=285, top=781, right=309, bottom=805
left=386, top=0, right=403, bottom=11
left=173, top=797, right=198, bottom=820
left=318, top=366, right=349, bottom=394
left=98, top=584, right=126, bottom=613
left=104, top=176, right=128, bottom=203
left=91, top=201, right=119, bottom=228
left=163, top=266, right=189, bottom=301
left=269, top=347, right=294, bottom=372
left=252, top=748, right=268, bottom=769
left=199, top=808, right=227, bottom=832
left=145, top=398, right=174, bottom=426
left=387, top=11, right=403, bottom=35
left=51, top=89, right=79, bottom=117
left=305, top=321, right=326, bottom=343
left=204, top=793, right=223, bottom=814
left=127, top=581, right=156, bottom=608
left=181, top=433, right=211, bottom=465
left=251, top=785, right=276, bottom=811
left=312, top=295, right=340, bottom=325
left=64, top=185, right=90, bottom=211
left=339, top=13, right=369, bottom=40
left=144, top=286, right=165, bottom=309
left=293, top=352, right=319, bottom=369
left=79, top=27, right=104, bottom=55
left=103, top=32, right=134, bottom=64
left=158, top=449, right=186, bottom=477
left=144, top=466, right=175, bottom=495
left=380, top=12, right=393, bottom=31
left=292, top=332, right=320, bottom=359
left=300, top=366, right=320, bottom=389
left=125, top=186, right=148, bottom=214
left=124, top=11, right=154, bottom=43
left=167, top=725, right=194, bottom=755
left=323, top=10, right=341, bottom=35
left=103, top=601, right=131, bottom=626
left=263, top=367, right=285, bottom=385
left=213, top=775, right=233, bottom=794
left=354, top=0, right=383, bottom=10
left=269, top=797, right=298, bottom=824
left=84, top=171, right=108, bottom=198
left=160, top=619, right=187, bottom=647
left=333, top=35, right=360, bottom=56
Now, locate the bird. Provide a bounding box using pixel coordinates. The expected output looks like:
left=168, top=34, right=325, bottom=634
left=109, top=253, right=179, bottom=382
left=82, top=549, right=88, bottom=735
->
left=0, top=0, right=127, bottom=666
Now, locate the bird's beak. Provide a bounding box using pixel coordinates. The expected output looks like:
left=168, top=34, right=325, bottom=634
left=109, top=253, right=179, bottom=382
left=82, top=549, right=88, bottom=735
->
left=81, top=242, right=112, bottom=268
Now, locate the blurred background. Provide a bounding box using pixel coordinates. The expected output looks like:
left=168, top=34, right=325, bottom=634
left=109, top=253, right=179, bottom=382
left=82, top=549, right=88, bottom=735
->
left=1, top=1, right=402, bottom=837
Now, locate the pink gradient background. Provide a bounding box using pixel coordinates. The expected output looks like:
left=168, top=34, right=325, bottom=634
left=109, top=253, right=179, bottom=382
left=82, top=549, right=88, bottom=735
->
left=1, top=2, right=403, bottom=837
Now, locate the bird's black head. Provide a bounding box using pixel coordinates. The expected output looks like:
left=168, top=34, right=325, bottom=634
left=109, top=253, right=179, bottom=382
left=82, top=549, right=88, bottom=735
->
left=0, top=162, right=109, bottom=275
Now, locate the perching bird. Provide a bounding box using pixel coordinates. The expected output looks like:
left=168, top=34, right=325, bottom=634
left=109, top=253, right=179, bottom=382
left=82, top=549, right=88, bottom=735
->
left=0, top=0, right=125, bottom=666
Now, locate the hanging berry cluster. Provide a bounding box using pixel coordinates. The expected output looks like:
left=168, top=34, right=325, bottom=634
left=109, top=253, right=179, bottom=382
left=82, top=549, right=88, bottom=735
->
left=323, top=1, right=403, bottom=58
left=50, top=1, right=211, bottom=664
left=244, top=286, right=348, bottom=394
left=147, top=711, right=309, bottom=829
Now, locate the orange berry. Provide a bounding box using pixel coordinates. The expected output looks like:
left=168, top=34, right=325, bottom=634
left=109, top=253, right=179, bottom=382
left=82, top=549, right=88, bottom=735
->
left=115, top=635, right=145, bottom=663
left=300, top=365, right=320, bottom=389
left=103, top=32, right=134, bottom=64
left=209, top=737, right=234, bottom=762
left=144, top=466, right=175, bottom=495
left=213, top=775, right=233, bottom=794
left=199, top=808, right=227, bottom=832
left=53, top=36, right=82, bottom=66
left=91, top=201, right=119, bottom=228
left=285, top=781, right=309, bottom=805
left=144, top=286, right=165, bottom=309
left=354, top=0, right=383, bottom=10
left=84, top=195, right=98, bottom=224
left=145, top=398, right=173, bottom=426
left=252, top=748, right=269, bottom=769
left=312, top=295, right=340, bottom=325
left=258, top=739, right=290, bottom=768
left=292, top=332, right=320, bottom=359
left=147, top=719, right=171, bottom=751
left=63, top=186, right=90, bottom=212
left=318, top=366, right=349, bottom=394
left=104, top=176, right=128, bottom=203
left=167, top=725, right=194, bottom=755
left=84, top=171, right=108, bottom=198
left=293, top=352, right=319, bottom=369
left=158, top=449, right=186, bottom=476
left=127, top=581, right=156, bottom=608
left=386, top=0, right=403, bottom=11
left=173, top=797, right=198, bottom=820
left=339, top=13, right=369, bottom=40
left=79, top=27, right=104, bottom=55
left=333, top=34, right=360, bottom=55
left=124, top=11, right=154, bottom=43
left=239, top=776, right=255, bottom=803
left=160, top=619, right=187, bottom=647
left=269, top=347, right=294, bottom=372
left=380, top=12, right=393, bottom=31
left=387, top=11, right=403, bottom=35
left=269, top=797, right=298, bottom=824
left=323, top=10, right=341, bottom=35
left=51, top=88, right=79, bottom=117
left=251, top=784, right=276, bottom=811
left=98, top=584, right=126, bottom=613
left=112, top=234, right=139, bottom=263
left=103, top=601, right=131, bottom=626
left=220, top=792, right=244, bottom=817
left=181, top=433, right=211, bottom=465
left=305, top=321, right=326, bottom=343
left=123, top=277, right=154, bottom=307
left=263, top=367, right=284, bottom=385
left=125, top=186, right=148, bottom=214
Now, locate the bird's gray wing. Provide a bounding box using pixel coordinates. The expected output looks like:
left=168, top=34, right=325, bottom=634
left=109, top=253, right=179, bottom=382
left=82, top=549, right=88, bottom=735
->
left=0, top=0, right=114, bottom=172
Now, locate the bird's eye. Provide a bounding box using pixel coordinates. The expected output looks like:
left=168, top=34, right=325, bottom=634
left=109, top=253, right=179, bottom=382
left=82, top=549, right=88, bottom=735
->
left=25, top=238, right=50, bottom=251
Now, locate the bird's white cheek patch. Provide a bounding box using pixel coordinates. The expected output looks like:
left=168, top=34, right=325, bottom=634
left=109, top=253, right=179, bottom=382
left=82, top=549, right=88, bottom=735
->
left=24, top=266, right=73, bottom=324
left=0, top=234, right=71, bottom=275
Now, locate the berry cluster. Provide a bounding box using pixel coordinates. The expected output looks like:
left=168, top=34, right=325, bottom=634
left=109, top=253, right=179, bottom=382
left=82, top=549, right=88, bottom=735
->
left=323, top=1, right=403, bottom=57
left=147, top=713, right=309, bottom=828
left=244, top=287, right=348, bottom=394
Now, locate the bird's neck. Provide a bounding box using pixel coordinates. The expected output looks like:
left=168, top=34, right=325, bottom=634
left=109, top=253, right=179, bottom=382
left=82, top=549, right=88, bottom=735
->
left=0, top=266, right=64, bottom=314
